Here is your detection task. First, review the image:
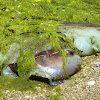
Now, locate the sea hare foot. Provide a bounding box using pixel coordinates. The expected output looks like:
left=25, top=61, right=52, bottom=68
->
left=29, top=49, right=82, bottom=86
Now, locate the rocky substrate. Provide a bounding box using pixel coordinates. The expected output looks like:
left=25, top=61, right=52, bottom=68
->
left=1, top=54, right=100, bottom=100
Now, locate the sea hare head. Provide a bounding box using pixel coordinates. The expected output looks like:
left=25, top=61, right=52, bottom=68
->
left=59, top=22, right=100, bottom=56
left=29, top=49, right=82, bottom=86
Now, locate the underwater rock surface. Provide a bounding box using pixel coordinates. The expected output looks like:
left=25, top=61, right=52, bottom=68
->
left=59, top=22, right=100, bottom=56
left=29, top=49, right=82, bottom=86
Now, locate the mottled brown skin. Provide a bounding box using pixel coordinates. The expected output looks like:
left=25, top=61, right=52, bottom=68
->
left=35, top=50, right=56, bottom=57
left=33, top=49, right=82, bottom=85
left=35, top=50, right=63, bottom=68
left=35, top=49, right=76, bottom=69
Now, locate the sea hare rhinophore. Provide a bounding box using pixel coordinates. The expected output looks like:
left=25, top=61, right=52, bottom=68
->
left=59, top=23, right=100, bottom=56
left=29, top=49, right=82, bottom=86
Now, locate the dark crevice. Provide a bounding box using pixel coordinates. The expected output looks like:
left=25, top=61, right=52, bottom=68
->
left=29, top=75, right=50, bottom=84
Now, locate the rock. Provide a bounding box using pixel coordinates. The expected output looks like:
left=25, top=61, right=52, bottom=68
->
left=87, top=81, right=95, bottom=85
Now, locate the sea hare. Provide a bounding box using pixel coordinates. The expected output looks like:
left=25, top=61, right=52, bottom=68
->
left=59, top=22, right=100, bottom=56
left=1, top=43, right=82, bottom=86
left=1, top=22, right=100, bottom=85
left=29, top=49, right=82, bottom=86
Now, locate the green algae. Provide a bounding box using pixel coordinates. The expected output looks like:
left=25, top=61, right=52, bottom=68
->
left=0, top=0, right=100, bottom=99
left=50, top=86, right=61, bottom=100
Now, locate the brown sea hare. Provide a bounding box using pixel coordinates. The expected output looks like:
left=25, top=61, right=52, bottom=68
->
left=29, top=49, right=82, bottom=86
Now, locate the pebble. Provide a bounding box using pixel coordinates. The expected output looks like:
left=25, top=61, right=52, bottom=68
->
left=94, top=62, right=100, bottom=67
left=87, top=81, right=95, bottom=85
left=25, top=95, right=31, bottom=99
left=96, top=63, right=100, bottom=67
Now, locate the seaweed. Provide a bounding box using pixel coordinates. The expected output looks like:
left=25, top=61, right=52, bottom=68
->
left=0, top=0, right=100, bottom=99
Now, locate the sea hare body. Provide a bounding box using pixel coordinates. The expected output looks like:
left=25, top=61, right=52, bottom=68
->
left=1, top=46, right=82, bottom=85
left=29, top=49, right=82, bottom=86
left=59, top=23, right=100, bottom=56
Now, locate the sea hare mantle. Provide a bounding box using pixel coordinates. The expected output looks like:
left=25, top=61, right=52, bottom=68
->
left=29, top=49, right=82, bottom=86
left=1, top=48, right=82, bottom=86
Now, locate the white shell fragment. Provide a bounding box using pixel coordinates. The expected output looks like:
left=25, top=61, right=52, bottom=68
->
left=87, top=81, right=95, bottom=85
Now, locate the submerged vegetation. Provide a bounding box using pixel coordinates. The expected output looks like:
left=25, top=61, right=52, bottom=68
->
left=0, top=0, right=100, bottom=98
